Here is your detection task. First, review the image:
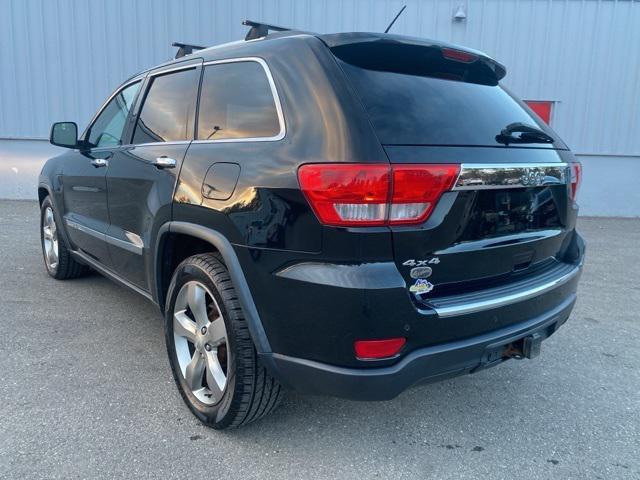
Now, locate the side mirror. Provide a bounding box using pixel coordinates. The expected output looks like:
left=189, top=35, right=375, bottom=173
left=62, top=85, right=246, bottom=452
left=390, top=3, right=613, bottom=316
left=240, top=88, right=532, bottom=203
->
left=50, top=122, right=79, bottom=149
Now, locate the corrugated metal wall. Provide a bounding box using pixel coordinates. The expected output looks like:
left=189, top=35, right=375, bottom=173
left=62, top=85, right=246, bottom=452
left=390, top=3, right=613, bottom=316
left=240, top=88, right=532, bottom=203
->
left=1, top=0, right=639, bottom=157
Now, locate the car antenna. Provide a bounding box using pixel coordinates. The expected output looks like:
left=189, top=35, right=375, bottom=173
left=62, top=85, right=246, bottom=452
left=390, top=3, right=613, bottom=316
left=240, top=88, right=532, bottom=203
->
left=384, top=5, right=407, bottom=33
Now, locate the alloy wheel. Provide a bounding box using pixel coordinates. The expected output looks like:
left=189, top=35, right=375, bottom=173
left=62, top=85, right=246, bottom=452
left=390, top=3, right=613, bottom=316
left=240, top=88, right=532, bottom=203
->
left=173, top=281, right=229, bottom=405
left=42, top=206, right=59, bottom=271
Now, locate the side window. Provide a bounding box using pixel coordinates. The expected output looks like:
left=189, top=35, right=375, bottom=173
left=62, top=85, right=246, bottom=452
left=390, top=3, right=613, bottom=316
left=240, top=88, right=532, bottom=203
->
left=197, top=61, right=281, bottom=140
left=87, top=81, right=141, bottom=148
left=132, top=68, right=199, bottom=144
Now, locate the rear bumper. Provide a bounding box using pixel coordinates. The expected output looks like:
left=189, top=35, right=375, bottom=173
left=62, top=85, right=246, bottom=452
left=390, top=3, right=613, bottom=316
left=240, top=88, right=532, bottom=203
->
left=260, top=280, right=579, bottom=400
left=424, top=260, right=580, bottom=318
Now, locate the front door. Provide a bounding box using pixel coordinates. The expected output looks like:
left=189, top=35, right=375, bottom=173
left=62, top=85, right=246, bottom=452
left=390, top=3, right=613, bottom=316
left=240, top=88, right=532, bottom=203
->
left=105, top=64, right=200, bottom=290
left=60, top=149, right=110, bottom=263
left=62, top=80, right=142, bottom=265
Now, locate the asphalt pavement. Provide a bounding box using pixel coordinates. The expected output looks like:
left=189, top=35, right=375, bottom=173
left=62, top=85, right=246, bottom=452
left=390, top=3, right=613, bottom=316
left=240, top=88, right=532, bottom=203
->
left=0, top=199, right=638, bottom=479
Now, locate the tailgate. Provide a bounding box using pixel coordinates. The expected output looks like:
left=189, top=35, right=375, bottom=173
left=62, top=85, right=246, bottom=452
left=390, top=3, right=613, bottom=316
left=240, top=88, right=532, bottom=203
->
left=329, top=37, right=580, bottom=305
left=386, top=146, right=578, bottom=300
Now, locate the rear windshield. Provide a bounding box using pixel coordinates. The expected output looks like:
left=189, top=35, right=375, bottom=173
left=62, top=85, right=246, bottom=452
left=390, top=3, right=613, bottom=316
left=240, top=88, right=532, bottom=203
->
left=333, top=45, right=553, bottom=147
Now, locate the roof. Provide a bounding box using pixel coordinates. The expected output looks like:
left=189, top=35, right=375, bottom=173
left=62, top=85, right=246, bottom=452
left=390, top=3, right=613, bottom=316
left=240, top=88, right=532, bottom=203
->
left=128, top=28, right=506, bottom=83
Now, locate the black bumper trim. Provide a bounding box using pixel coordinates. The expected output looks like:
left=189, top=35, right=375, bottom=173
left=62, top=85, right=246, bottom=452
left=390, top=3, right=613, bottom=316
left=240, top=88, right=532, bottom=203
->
left=260, top=294, right=576, bottom=401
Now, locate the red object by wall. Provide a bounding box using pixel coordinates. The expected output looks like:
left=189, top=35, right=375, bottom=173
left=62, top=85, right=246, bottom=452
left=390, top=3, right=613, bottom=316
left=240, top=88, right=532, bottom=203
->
left=524, top=100, right=553, bottom=124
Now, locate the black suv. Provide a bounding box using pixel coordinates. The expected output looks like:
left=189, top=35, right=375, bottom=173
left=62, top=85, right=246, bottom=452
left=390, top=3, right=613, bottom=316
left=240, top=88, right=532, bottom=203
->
left=39, top=24, right=584, bottom=429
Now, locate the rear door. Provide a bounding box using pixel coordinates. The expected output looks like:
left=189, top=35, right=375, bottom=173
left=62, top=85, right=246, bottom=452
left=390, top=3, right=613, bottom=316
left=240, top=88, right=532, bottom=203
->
left=105, top=62, right=201, bottom=290
left=62, top=80, right=142, bottom=265
left=331, top=40, right=579, bottom=303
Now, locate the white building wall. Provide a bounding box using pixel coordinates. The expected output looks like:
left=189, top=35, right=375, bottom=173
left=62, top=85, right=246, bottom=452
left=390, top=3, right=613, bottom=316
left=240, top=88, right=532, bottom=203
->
left=1, top=0, right=638, bottom=215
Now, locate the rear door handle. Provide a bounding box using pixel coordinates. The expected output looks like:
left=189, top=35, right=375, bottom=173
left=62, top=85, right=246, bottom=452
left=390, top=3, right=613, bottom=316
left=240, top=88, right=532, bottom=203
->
left=90, top=158, right=108, bottom=168
left=152, top=157, right=177, bottom=169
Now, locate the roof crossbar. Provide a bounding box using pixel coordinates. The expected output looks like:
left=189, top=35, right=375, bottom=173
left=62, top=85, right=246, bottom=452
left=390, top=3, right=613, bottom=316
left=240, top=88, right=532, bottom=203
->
left=171, top=20, right=292, bottom=59
left=243, top=20, right=291, bottom=41
left=172, top=42, right=206, bottom=59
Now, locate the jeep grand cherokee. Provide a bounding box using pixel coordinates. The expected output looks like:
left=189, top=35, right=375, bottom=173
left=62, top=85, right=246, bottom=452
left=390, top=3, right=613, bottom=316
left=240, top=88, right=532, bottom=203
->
left=38, top=23, right=584, bottom=429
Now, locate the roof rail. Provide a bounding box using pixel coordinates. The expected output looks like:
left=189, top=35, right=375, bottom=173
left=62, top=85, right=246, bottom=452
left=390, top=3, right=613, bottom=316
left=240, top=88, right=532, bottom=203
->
left=172, top=42, right=206, bottom=59
left=242, top=20, right=291, bottom=41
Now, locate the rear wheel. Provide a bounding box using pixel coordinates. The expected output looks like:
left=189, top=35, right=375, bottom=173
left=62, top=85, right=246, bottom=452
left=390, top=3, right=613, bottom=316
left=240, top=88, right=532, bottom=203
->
left=165, top=253, right=283, bottom=429
left=40, top=196, right=87, bottom=279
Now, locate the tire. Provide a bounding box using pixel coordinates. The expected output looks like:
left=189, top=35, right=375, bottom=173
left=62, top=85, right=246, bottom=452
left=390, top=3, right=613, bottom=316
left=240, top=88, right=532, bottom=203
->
left=164, top=253, right=283, bottom=429
left=40, top=196, right=88, bottom=280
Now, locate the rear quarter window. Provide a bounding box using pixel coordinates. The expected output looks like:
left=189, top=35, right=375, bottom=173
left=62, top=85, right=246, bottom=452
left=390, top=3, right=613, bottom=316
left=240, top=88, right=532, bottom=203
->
left=197, top=61, right=281, bottom=141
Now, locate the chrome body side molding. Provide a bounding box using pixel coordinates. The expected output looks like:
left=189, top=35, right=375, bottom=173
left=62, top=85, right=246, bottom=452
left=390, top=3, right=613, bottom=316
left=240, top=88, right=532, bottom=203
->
left=66, top=219, right=143, bottom=255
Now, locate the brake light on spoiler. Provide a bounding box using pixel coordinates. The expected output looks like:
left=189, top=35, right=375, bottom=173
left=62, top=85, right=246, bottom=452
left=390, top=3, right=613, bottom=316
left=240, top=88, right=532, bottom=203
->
left=298, top=163, right=460, bottom=227
left=441, top=47, right=478, bottom=63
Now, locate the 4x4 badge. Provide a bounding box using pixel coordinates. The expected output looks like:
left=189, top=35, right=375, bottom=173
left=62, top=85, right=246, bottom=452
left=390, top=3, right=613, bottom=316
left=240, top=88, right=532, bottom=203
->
left=409, top=279, right=434, bottom=294
left=403, top=257, right=440, bottom=267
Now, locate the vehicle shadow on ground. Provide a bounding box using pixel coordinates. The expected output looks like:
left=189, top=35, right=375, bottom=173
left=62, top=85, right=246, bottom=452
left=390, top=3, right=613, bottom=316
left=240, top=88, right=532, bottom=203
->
left=238, top=368, right=531, bottom=440
left=63, top=266, right=537, bottom=442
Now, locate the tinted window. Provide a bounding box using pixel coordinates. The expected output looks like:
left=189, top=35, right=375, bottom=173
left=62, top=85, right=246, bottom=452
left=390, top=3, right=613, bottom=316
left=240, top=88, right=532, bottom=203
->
left=87, top=81, right=140, bottom=148
left=133, top=68, right=199, bottom=144
left=336, top=51, right=555, bottom=146
left=197, top=62, right=280, bottom=140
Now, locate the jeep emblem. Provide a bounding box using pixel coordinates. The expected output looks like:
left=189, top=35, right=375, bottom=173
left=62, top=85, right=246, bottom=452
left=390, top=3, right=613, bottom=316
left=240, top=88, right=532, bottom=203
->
left=520, top=168, right=546, bottom=187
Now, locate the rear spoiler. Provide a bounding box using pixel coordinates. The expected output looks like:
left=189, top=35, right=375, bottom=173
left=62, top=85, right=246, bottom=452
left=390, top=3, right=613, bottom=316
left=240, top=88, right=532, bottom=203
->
left=319, top=33, right=506, bottom=82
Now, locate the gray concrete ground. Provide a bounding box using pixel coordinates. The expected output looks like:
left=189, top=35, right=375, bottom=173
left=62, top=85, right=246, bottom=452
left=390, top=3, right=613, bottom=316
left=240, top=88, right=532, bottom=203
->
left=0, top=199, right=638, bottom=480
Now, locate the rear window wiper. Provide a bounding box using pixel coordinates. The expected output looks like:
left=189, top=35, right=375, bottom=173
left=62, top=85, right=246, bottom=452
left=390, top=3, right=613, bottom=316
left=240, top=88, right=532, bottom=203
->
left=496, top=122, right=555, bottom=145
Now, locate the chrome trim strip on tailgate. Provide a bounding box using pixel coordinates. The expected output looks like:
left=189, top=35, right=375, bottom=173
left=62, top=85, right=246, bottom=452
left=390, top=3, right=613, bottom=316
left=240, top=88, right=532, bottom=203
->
left=427, top=263, right=581, bottom=318
left=453, top=163, right=569, bottom=190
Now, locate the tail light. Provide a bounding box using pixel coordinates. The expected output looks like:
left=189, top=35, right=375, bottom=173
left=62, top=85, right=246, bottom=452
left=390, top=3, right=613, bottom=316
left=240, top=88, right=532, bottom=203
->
left=354, top=337, right=406, bottom=360
left=298, top=163, right=460, bottom=227
left=569, top=162, right=582, bottom=201
left=297, top=164, right=389, bottom=226
left=390, top=165, right=461, bottom=224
